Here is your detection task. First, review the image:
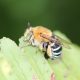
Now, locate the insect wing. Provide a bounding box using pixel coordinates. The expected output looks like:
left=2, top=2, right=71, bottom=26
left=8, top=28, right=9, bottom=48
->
left=54, top=34, right=71, bottom=49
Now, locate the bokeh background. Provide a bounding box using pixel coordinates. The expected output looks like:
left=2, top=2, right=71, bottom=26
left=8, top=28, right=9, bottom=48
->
left=0, top=0, right=80, bottom=44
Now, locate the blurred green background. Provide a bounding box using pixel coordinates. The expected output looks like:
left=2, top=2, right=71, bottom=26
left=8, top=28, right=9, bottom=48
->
left=0, top=0, right=80, bottom=44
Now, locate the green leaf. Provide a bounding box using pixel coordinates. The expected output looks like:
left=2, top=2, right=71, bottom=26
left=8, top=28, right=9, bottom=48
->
left=0, top=30, right=80, bottom=80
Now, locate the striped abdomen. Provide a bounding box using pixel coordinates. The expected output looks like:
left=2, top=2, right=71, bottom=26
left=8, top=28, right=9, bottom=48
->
left=51, top=43, right=62, bottom=59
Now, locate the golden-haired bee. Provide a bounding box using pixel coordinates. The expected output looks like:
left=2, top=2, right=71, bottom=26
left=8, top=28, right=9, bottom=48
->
left=23, top=24, right=71, bottom=60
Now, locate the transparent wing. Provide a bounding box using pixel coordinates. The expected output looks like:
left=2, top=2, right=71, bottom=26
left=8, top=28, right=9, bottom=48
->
left=54, top=34, right=71, bottom=49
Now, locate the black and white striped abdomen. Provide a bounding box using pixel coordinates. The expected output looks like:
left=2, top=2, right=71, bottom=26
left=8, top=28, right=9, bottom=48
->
left=51, top=43, right=62, bottom=58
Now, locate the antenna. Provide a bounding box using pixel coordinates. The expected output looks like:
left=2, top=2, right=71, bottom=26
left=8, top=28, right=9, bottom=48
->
left=27, top=22, right=31, bottom=27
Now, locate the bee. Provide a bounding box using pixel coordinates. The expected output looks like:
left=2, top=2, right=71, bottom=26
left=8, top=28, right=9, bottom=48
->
left=24, top=24, right=71, bottom=60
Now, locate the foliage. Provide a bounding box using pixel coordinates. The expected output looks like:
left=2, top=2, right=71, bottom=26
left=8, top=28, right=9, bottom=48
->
left=0, top=31, right=80, bottom=80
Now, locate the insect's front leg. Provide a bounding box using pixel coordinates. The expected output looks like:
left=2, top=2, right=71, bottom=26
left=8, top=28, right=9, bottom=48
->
left=38, top=42, right=44, bottom=51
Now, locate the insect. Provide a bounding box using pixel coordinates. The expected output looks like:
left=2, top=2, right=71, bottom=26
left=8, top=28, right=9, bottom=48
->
left=24, top=24, right=71, bottom=60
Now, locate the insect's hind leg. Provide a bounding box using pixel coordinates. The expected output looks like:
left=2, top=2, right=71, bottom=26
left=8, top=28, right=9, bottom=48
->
left=44, top=52, right=49, bottom=59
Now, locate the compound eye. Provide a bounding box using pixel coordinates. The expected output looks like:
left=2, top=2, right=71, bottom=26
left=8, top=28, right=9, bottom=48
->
left=24, top=31, right=33, bottom=41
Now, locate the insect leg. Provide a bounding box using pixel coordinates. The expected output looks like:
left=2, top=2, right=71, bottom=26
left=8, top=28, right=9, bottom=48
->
left=44, top=52, right=49, bottom=59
